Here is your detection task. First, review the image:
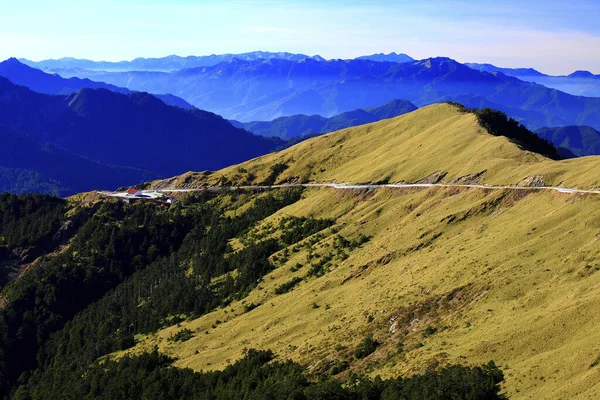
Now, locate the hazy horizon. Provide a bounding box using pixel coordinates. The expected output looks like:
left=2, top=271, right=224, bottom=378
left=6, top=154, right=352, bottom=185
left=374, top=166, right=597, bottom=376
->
left=2, top=0, right=600, bottom=75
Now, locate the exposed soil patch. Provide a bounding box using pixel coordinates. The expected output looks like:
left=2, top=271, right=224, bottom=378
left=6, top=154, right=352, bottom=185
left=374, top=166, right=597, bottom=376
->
left=416, top=171, right=448, bottom=184
left=451, top=170, right=487, bottom=184
left=342, top=252, right=398, bottom=284
left=386, top=284, right=488, bottom=337
left=518, top=175, right=545, bottom=187
left=316, top=284, right=490, bottom=378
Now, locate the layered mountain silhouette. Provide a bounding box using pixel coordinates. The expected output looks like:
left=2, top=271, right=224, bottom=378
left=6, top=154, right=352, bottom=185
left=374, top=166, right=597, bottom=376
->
left=232, top=99, right=417, bottom=139
left=465, top=63, right=546, bottom=77
left=20, top=51, right=326, bottom=72
left=0, top=77, right=281, bottom=194
left=48, top=57, right=600, bottom=129
left=467, top=62, right=600, bottom=97
left=0, top=58, right=195, bottom=109
left=536, top=125, right=600, bottom=157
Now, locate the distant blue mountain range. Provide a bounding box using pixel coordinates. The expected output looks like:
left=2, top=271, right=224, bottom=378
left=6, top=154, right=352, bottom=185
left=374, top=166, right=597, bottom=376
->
left=0, top=58, right=194, bottom=109
left=20, top=51, right=326, bottom=72
left=535, top=125, right=600, bottom=157
left=22, top=52, right=600, bottom=99
left=355, top=52, right=414, bottom=63
left=467, top=62, right=600, bottom=97
left=20, top=52, right=416, bottom=73
left=36, top=56, right=600, bottom=130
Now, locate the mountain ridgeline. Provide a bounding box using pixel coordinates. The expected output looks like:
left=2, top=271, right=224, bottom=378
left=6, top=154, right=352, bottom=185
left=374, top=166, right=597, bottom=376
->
left=156, top=103, right=574, bottom=191
left=355, top=52, right=415, bottom=63
left=20, top=51, right=327, bottom=72
left=448, top=102, right=560, bottom=159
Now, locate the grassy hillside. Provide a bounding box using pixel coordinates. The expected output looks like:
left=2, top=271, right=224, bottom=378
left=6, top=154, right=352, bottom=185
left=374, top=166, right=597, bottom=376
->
left=128, top=185, right=600, bottom=399
left=127, top=103, right=600, bottom=399
left=150, top=103, right=600, bottom=190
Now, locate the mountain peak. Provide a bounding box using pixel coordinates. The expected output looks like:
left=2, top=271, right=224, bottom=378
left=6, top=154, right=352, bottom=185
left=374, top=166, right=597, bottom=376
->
left=421, top=56, right=456, bottom=63
left=355, top=52, right=414, bottom=63
left=568, top=70, right=595, bottom=78
left=413, top=57, right=462, bottom=71
left=465, top=62, right=546, bottom=77
left=1, top=57, right=32, bottom=69
left=4, top=57, right=22, bottom=64
left=0, top=57, right=48, bottom=82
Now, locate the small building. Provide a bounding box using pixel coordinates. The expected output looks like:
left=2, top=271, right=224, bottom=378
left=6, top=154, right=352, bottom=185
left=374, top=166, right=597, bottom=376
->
left=126, top=189, right=142, bottom=196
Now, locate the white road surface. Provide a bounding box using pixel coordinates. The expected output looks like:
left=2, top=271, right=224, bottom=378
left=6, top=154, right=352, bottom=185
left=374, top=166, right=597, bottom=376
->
left=128, top=182, right=600, bottom=195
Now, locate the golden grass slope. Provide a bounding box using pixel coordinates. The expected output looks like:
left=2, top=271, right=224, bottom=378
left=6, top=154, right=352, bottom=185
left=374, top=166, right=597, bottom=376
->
left=151, top=103, right=600, bottom=190
left=125, top=186, right=600, bottom=399
left=122, top=103, right=600, bottom=399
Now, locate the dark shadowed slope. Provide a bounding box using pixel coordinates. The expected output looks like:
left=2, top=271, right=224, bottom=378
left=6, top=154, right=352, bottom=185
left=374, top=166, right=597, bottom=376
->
left=0, top=125, right=155, bottom=196
left=536, top=125, right=600, bottom=157
left=0, top=77, right=282, bottom=179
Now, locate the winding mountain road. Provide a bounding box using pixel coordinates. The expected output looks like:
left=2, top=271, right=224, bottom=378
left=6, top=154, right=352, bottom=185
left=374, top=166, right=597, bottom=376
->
left=157, top=182, right=600, bottom=195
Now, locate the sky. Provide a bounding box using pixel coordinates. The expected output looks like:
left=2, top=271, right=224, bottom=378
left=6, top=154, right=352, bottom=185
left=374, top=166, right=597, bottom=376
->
left=1, top=0, right=599, bottom=74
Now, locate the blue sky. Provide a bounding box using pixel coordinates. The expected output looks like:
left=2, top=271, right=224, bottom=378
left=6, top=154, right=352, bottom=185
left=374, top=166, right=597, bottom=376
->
left=1, top=0, right=599, bottom=74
